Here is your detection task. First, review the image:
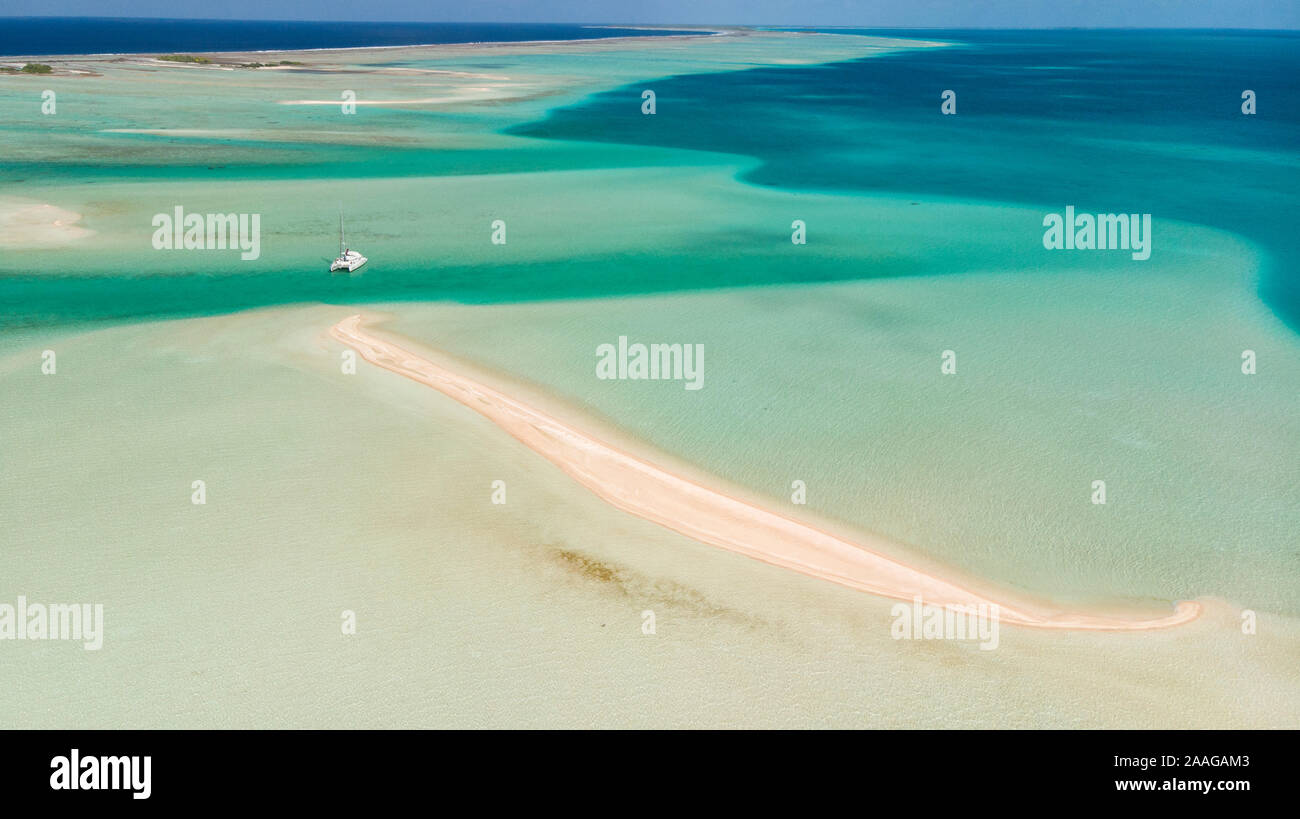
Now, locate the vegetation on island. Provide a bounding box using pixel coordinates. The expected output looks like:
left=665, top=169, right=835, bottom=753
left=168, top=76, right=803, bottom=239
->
left=155, top=54, right=304, bottom=69
left=0, top=63, right=54, bottom=74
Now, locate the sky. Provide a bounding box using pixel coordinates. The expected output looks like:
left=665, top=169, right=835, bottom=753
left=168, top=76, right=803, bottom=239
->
left=2, top=0, right=1298, bottom=29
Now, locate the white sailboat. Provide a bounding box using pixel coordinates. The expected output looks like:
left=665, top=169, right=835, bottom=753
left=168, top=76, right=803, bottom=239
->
left=330, top=211, right=367, bottom=273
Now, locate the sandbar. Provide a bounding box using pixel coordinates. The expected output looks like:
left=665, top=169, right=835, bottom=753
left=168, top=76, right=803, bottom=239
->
left=331, top=313, right=1201, bottom=632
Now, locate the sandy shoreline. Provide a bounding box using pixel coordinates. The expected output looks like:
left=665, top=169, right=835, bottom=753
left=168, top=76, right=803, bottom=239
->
left=332, top=313, right=1200, bottom=632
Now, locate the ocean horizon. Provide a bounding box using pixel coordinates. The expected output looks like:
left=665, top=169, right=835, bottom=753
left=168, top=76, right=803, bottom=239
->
left=0, top=17, right=705, bottom=57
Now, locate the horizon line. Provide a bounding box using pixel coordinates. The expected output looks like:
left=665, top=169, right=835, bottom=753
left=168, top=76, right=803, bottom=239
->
left=1, top=17, right=1298, bottom=31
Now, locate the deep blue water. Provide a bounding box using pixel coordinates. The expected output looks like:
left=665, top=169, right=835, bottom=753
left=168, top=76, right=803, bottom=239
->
left=514, top=29, right=1300, bottom=331
left=0, top=17, right=699, bottom=56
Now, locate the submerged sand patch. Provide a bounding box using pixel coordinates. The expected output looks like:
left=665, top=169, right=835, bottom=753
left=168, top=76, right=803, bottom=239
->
left=1, top=304, right=1295, bottom=728
left=0, top=197, right=94, bottom=248
left=277, top=93, right=518, bottom=106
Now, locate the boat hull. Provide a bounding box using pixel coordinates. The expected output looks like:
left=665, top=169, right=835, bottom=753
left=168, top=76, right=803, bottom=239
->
left=330, top=254, right=367, bottom=273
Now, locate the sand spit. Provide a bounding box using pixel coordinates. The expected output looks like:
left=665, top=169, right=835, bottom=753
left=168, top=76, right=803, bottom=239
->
left=331, top=314, right=1200, bottom=632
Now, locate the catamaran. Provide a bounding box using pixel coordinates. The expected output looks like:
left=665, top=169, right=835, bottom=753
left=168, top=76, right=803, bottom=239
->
left=330, top=211, right=367, bottom=273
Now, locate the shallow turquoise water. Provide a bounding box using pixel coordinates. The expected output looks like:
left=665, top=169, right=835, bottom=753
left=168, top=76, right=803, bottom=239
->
left=3, top=30, right=1296, bottom=334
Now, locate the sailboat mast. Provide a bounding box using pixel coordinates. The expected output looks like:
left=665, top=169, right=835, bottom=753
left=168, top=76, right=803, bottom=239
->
left=339, top=210, right=345, bottom=253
